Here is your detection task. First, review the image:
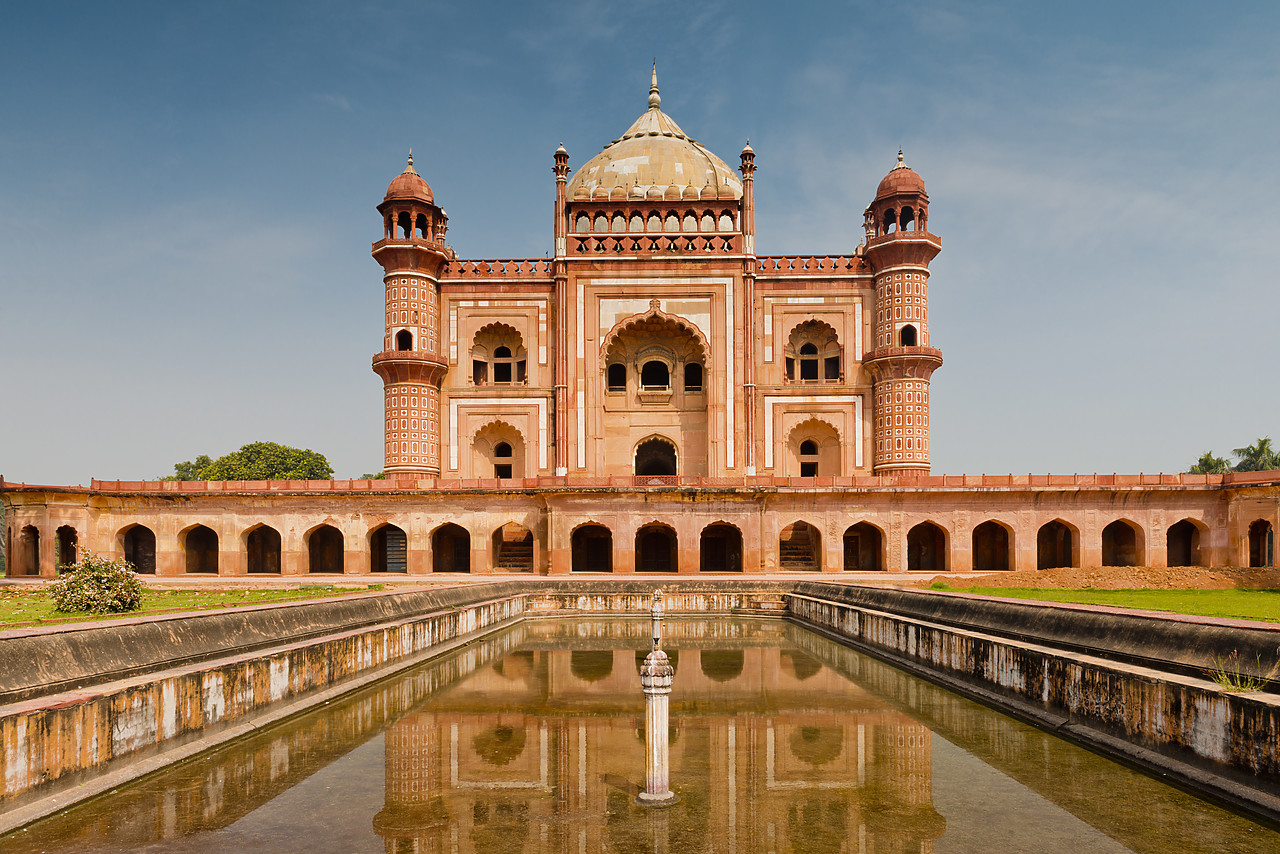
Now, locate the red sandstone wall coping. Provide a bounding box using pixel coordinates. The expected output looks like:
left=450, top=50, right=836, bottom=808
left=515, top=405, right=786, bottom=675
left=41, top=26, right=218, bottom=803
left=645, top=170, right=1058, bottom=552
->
left=2, top=471, right=1278, bottom=495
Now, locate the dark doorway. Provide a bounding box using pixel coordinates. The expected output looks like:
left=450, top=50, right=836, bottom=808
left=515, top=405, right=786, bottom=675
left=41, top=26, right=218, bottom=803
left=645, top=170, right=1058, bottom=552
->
left=371, top=524, right=408, bottom=573
left=184, top=525, right=219, bottom=574
left=700, top=524, right=742, bottom=573
left=493, top=523, right=534, bottom=572
left=571, top=525, right=613, bottom=572
left=308, top=525, right=344, bottom=573
left=843, top=523, right=882, bottom=571
left=19, top=526, right=40, bottom=576
left=55, top=525, right=78, bottom=571
left=1102, top=520, right=1141, bottom=567
left=1249, top=520, right=1275, bottom=568
left=1037, top=521, right=1074, bottom=569
left=1166, top=520, right=1201, bottom=567
left=433, top=524, right=471, bottom=573
left=636, top=525, right=677, bottom=573
left=123, top=525, right=156, bottom=574
left=972, top=521, right=1010, bottom=572
left=247, top=526, right=281, bottom=574
left=779, top=522, right=819, bottom=571
left=907, top=522, right=946, bottom=572
left=635, top=439, right=677, bottom=477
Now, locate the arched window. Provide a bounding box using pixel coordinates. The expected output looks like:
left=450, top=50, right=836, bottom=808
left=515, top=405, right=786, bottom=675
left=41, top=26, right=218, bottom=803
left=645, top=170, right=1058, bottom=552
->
left=471, top=325, right=527, bottom=387
left=799, top=440, right=819, bottom=477
left=635, top=438, right=677, bottom=477
left=899, top=324, right=918, bottom=347
left=899, top=206, right=915, bottom=231
left=395, top=329, right=413, bottom=351
left=494, top=441, right=512, bottom=479
left=397, top=211, right=412, bottom=239
left=640, top=360, right=670, bottom=390
left=684, top=362, right=703, bottom=392
left=607, top=362, right=627, bottom=391
left=785, top=321, right=842, bottom=383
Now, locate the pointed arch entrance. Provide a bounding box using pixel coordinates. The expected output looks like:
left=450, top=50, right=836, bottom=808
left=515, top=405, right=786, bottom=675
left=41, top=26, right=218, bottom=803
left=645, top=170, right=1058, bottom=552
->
left=1166, top=519, right=1204, bottom=567
left=246, top=525, right=282, bottom=574
left=432, top=524, right=471, bottom=573
left=493, top=523, right=534, bottom=572
left=636, top=524, right=677, bottom=573
left=1249, top=520, right=1274, bottom=568
left=700, top=524, right=742, bottom=573
left=779, top=522, right=820, bottom=571
left=972, top=521, right=1011, bottom=572
left=307, top=525, right=344, bottom=574
left=1037, top=520, right=1076, bottom=569
left=571, top=524, right=612, bottom=573
left=843, top=523, right=883, bottom=571
left=122, top=525, right=156, bottom=574
left=182, top=525, right=219, bottom=574
left=635, top=437, right=677, bottom=477
left=370, top=524, right=408, bottom=573
left=1102, top=520, right=1143, bottom=567
left=907, top=522, right=947, bottom=572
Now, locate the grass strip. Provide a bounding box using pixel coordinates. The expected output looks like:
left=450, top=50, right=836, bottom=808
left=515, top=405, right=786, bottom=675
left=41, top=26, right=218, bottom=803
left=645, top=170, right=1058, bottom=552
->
left=0, top=586, right=384, bottom=629
left=927, top=585, right=1280, bottom=623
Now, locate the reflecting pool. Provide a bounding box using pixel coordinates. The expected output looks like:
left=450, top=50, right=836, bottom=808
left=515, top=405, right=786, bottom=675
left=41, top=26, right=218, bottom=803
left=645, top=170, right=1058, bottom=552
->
left=4, top=618, right=1277, bottom=853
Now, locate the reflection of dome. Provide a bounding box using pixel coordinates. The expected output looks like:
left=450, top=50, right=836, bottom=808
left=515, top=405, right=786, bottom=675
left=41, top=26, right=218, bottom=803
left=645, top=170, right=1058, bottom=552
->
left=782, top=650, right=822, bottom=681
left=700, top=649, right=744, bottom=682
left=874, top=150, right=926, bottom=199
left=472, top=724, right=527, bottom=766
left=570, top=649, right=615, bottom=682
left=790, top=726, right=843, bottom=766
left=567, top=68, right=742, bottom=201
left=493, top=649, right=534, bottom=680
left=384, top=152, right=434, bottom=203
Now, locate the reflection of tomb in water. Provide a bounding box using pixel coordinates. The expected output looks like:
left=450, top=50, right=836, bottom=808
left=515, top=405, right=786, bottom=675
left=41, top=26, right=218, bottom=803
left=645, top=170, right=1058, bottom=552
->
left=372, top=627, right=946, bottom=854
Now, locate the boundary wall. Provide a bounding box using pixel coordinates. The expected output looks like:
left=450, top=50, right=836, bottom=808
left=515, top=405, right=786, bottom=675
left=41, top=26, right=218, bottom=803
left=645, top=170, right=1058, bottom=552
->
left=1, top=578, right=1278, bottom=833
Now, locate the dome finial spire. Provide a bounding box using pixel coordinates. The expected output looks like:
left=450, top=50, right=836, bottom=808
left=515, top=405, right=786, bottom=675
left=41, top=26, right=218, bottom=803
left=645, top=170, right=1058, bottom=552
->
left=895, top=148, right=905, bottom=169
left=648, top=61, right=661, bottom=110
left=406, top=148, right=417, bottom=173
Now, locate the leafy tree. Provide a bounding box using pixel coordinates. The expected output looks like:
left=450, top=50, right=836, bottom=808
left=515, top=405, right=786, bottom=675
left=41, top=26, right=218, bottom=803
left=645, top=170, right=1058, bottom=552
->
left=359, top=471, right=386, bottom=480
left=201, top=442, right=334, bottom=481
left=1188, top=451, right=1231, bottom=475
left=1233, top=437, right=1280, bottom=472
left=166, top=454, right=213, bottom=481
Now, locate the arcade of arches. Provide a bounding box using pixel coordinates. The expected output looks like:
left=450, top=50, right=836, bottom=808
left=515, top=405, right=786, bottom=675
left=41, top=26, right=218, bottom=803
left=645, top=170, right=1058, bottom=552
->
left=2, top=481, right=1277, bottom=577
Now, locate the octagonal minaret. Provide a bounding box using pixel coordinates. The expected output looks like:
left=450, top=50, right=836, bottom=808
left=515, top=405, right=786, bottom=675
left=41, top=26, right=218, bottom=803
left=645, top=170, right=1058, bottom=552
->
left=862, top=152, right=943, bottom=475
left=372, top=153, right=453, bottom=477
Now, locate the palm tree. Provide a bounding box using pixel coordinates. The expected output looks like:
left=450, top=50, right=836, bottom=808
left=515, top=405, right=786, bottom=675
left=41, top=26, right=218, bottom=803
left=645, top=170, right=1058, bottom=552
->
left=1188, top=451, right=1231, bottom=474
left=1232, top=437, right=1280, bottom=472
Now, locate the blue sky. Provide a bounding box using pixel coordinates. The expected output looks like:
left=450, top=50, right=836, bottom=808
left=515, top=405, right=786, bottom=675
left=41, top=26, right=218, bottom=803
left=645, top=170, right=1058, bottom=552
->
left=2, top=1, right=1277, bottom=483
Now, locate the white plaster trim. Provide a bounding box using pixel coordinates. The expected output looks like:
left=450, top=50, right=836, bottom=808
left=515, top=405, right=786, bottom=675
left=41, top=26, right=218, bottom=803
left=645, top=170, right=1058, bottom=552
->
left=576, top=389, right=585, bottom=469
left=726, top=278, right=735, bottom=469
left=448, top=397, right=549, bottom=471
left=763, top=394, right=863, bottom=470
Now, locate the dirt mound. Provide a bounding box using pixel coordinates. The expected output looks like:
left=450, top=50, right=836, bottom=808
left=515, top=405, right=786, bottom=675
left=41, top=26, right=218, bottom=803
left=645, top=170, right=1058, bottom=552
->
left=917, top=565, right=1280, bottom=590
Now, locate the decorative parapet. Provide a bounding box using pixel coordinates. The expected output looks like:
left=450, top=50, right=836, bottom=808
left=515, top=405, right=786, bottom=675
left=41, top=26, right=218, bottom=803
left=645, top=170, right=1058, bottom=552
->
left=755, top=255, right=866, bottom=275
left=442, top=258, right=554, bottom=280
left=569, top=233, right=741, bottom=255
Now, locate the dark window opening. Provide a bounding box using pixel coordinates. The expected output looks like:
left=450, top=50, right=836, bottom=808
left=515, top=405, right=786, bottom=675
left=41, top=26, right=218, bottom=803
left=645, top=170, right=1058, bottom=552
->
left=55, top=525, right=77, bottom=570
left=785, top=357, right=795, bottom=381
left=473, top=360, right=488, bottom=385
left=684, top=362, right=703, bottom=392
left=799, top=343, right=819, bottom=381
left=824, top=356, right=840, bottom=381
left=883, top=209, right=896, bottom=234
left=607, top=363, right=626, bottom=391
left=415, top=213, right=428, bottom=239
left=800, top=462, right=818, bottom=477
left=635, top=438, right=677, bottom=477
left=494, top=464, right=512, bottom=479
left=640, top=360, right=670, bottom=390
left=1249, top=520, right=1274, bottom=568
left=899, top=325, right=917, bottom=347
left=397, top=211, right=412, bottom=239
left=395, top=329, right=413, bottom=351
left=516, top=359, right=527, bottom=383
left=900, top=206, right=915, bottom=231
left=494, top=362, right=512, bottom=383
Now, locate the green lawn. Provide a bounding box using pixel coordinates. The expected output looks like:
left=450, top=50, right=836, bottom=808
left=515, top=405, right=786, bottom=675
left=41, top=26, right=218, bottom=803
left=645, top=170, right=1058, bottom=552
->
left=927, top=585, right=1280, bottom=623
left=0, top=586, right=383, bottom=629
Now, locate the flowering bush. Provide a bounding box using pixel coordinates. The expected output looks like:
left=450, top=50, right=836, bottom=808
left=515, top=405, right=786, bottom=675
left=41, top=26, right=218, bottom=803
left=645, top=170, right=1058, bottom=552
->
left=49, top=552, right=146, bottom=614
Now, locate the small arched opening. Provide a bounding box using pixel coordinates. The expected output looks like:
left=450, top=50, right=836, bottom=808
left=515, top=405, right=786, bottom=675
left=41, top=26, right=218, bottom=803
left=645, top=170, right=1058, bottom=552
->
left=907, top=522, right=947, bottom=572
left=883, top=208, right=897, bottom=234
left=571, top=524, right=613, bottom=573
left=493, top=522, right=534, bottom=572
left=779, top=522, right=820, bottom=571
left=640, top=360, right=670, bottom=390
left=55, top=525, right=78, bottom=571
left=899, top=324, right=918, bottom=347
left=308, top=525, right=344, bottom=574
left=432, top=523, right=471, bottom=573
left=899, top=206, right=915, bottom=231
left=799, top=440, right=819, bottom=477
left=607, top=362, right=627, bottom=391
left=700, top=649, right=745, bottom=683
left=396, top=211, right=412, bottom=239
left=570, top=650, right=614, bottom=683
left=683, top=362, right=703, bottom=392
left=798, top=343, right=820, bottom=381
left=1037, top=520, right=1076, bottom=569
left=1102, top=520, right=1143, bottom=567
left=395, top=329, right=413, bottom=351
left=370, top=523, right=408, bottom=573
left=636, top=524, right=677, bottom=573
left=843, top=523, right=883, bottom=571
left=246, top=525, right=282, bottom=574
left=635, top=438, right=677, bottom=477
left=972, top=521, right=1011, bottom=572
left=18, top=525, right=40, bottom=576
left=122, top=525, right=156, bottom=574
left=700, top=523, right=742, bottom=573
left=493, top=442, right=513, bottom=480
left=182, top=525, right=219, bottom=574
left=1249, top=520, right=1275, bottom=568
left=1166, top=519, right=1204, bottom=567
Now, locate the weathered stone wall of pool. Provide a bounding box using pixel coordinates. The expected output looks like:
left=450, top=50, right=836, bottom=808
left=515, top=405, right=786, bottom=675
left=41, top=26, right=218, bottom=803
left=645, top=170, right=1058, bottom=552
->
left=787, top=583, right=1280, bottom=821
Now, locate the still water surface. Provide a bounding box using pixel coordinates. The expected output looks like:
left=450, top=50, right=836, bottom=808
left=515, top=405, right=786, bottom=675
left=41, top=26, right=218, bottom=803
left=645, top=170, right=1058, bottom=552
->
left=5, top=617, right=1277, bottom=853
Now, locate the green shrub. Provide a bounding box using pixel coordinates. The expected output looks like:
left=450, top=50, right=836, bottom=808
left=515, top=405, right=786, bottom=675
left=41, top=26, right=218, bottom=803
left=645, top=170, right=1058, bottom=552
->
left=48, top=552, right=146, bottom=614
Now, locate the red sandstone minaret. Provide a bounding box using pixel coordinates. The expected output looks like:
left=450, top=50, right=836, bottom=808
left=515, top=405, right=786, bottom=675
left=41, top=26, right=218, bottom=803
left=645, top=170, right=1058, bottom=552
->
left=372, top=153, right=453, bottom=477
left=862, top=151, right=943, bottom=475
